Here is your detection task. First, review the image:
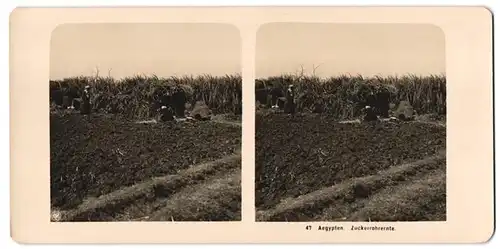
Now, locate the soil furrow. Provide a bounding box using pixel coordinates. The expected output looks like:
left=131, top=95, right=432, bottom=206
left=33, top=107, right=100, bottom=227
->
left=52, top=154, right=240, bottom=222
left=51, top=113, right=241, bottom=210
left=256, top=151, right=445, bottom=221
left=255, top=113, right=446, bottom=210
left=138, top=168, right=241, bottom=221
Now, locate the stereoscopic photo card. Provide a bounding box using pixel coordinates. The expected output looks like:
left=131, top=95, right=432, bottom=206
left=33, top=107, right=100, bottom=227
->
left=10, top=6, right=494, bottom=244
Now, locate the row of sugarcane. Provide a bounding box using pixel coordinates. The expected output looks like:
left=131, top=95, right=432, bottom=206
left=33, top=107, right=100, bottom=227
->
left=49, top=74, right=243, bottom=119
left=255, top=74, right=446, bottom=120
left=49, top=73, right=445, bottom=121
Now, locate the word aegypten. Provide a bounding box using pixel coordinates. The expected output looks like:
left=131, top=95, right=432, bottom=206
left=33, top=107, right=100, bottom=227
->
left=318, top=225, right=344, bottom=232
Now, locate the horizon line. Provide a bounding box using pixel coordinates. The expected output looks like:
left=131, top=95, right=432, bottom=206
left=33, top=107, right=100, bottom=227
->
left=49, top=72, right=446, bottom=81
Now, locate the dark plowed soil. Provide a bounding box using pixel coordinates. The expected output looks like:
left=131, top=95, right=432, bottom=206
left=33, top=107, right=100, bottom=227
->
left=255, top=113, right=446, bottom=209
left=262, top=159, right=446, bottom=222
left=51, top=113, right=241, bottom=210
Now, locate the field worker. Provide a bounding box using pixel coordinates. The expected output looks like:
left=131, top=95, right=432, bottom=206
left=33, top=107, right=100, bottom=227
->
left=171, top=87, right=187, bottom=118
left=362, top=105, right=378, bottom=122
left=365, top=91, right=377, bottom=113
left=284, top=84, right=296, bottom=115
left=270, top=83, right=283, bottom=109
left=160, top=86, right=174, bottom=110
left=159, top=105, right=174, bottom=122
left=377, top=90, right=391, bottom=118
left=80, top=85, right=92, bottom=115
left=61, top=87, right=73, bottom=109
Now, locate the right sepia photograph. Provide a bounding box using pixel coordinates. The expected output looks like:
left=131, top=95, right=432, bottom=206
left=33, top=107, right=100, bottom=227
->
left=255, top=23, right=446, bottom=222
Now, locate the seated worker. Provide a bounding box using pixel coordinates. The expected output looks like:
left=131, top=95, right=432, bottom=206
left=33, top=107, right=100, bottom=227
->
left=362, top=105, right=378, bottom=122
left=159, top=105, right=174, bottom=122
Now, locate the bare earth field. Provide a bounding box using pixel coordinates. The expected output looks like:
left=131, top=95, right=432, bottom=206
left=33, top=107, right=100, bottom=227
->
left=50, top=112, right=241, bottom=221
left=255, top=112, right=446, bottom=222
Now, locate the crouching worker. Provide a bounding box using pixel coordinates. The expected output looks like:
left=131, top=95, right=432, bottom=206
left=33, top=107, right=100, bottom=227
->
left=362, top=105, right=378, bottom=122
left=284, top=84, right=296, bottom=115
left=80, top=85, right=92, bottom=115
left=159, top=106, right=175, bottom=122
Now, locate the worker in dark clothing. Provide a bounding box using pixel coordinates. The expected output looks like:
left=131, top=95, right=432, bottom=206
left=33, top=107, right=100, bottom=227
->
left=61, top=87, right=73, bottom=109
left=159, top=105, right=174, bottom=122
left=284, top=84, right=296, bottom=115
left=164, top=86, right=173, bottom=104
left=376, top=91, right=390, bottom=118
left=365, top=91, right=376, bottom=110
left=270, top=83, right=284, bottom=108
left=160, top=95, right=172, bottom=111
left=80, top=85, right=92, bottom=115
left=362, top=105, right=378, bottom=122
left=62, top=95, right=71, bottom=109
left=171, top=87, right=187, bottom=118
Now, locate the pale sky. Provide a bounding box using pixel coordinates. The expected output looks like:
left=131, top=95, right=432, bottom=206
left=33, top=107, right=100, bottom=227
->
left=50, top=23, right=242, bottom=80
left=256, top=23, right=445, bottom=78
left=50, top=23, right=445, bottom=80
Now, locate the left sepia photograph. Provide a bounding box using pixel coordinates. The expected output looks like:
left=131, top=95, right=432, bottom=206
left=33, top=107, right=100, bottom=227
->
left=49, top=23, right=242, bottom=222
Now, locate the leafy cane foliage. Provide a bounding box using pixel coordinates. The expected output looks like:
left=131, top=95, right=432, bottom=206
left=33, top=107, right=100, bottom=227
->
left=50, top=73, right=445, bottom=121
left=49, top=74, right=242, bottom=119
left=256, top=74, right=446, bottom=120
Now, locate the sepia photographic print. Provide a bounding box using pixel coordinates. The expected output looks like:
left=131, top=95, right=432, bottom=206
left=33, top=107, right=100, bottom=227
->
left=10, top=6, right=493, bottom=244
left=49, top=23, right=242, bottom=222
left=255, top=23, right=447, bottom=222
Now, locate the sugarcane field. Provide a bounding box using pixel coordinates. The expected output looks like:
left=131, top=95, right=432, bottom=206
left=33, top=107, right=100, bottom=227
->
left=254, top=74, right=446, bottom=222
left=50, top=75, right=242, bottom=222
